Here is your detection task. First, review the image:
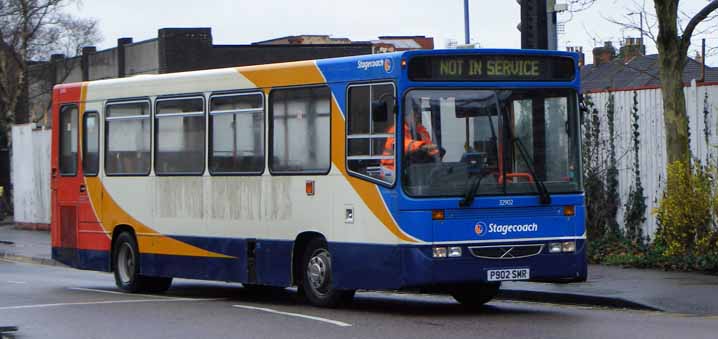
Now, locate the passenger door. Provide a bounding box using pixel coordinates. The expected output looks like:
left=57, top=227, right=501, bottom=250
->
left=77, top=111, right=104, bottom=259
left=54, top=104, right=82, bottom=251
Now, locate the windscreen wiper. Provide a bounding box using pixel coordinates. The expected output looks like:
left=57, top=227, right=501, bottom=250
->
left=512, top=137, right=551, bottom=204
left=459, top=174, right=483, bottom=208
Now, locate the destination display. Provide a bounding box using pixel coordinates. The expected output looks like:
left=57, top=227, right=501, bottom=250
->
left=408, top=55, right=576, bottom=82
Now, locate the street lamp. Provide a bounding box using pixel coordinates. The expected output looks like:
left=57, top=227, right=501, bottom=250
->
left=464, top=0, right=470, bottom=45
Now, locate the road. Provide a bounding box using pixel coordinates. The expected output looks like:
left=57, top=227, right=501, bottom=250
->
left=1, top=259, right=717, bottom=339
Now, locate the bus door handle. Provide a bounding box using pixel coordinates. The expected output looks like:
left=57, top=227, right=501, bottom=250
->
left=79, top=184, right=86, bottom=193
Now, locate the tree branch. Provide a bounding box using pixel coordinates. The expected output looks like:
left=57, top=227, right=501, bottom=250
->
left=681, top=0, right=718, bottom=53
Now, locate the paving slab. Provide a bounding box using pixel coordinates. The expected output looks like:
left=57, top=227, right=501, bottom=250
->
left=503, top=265, right=718, bottom=315
left=0, top=225, right=52, bottom=264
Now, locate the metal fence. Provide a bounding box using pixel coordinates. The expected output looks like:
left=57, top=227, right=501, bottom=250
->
left=586, top=82, right=718, bottom=237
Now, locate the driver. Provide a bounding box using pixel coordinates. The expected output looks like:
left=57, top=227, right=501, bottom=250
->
left=380, top=105, right=439, bottom=174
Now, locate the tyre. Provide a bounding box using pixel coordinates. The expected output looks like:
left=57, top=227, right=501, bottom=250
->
left=113, top=232, right=172, bottom=293
left=450, top=282, right=501, bottom=308
left=301, top=238, right=355, bottom=307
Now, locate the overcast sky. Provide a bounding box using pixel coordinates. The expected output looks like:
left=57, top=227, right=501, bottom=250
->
left=77, top=0, right=717, bottom=66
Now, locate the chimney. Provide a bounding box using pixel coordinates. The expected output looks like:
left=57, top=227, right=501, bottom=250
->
left=567, top=46, right=585, bottom=66
left=81, top=46, right=96, bottom=81
left=592, top=41, right=616, bottom=66
left=619, top=37, right=645, bottom=62
left=117, top=37, right=133, bottom=78
left=158, top=28, right=212, bottom=73
left=49, top=54, right=65, bottom=85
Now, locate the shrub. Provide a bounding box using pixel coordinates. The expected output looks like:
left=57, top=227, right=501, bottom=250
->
left=623, top=91, right=646, bottom=243
left=655, top=161, right=716, bottom=258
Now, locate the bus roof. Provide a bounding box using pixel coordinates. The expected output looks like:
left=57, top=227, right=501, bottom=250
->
left=54, top=49, right=580, bottom=101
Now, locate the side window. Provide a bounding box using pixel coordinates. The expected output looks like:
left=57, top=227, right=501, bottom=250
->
left=269, top=86, right=331, bottom=174
left=209, top=92, right=264, bottom=174
left=347, top=83, right=396, bottom=184
left=105, top=100, right=151, bottom=176
left=83, top=112, right=100, bottom=176
left=155, top=97, right=206, bottom=175
left=59, top=105, right=78, bottom=176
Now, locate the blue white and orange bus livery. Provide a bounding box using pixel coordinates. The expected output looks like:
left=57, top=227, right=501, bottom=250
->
left=51, top=48, right=587, bottom=308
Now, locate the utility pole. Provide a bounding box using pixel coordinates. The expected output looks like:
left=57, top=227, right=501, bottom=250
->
left=519, top=0, right=548, bottom=49
left=519, top=0, right=566, bottom=50
left=628, top=11, right=645, bottom=49
left=464, top=0, right=470, bottom=45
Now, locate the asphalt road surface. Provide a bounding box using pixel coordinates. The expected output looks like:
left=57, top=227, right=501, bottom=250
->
left=1, top=258, right=717, bottom=339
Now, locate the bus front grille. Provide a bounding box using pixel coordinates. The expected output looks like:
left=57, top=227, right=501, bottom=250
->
left=468, top=244, right=544, bottom=259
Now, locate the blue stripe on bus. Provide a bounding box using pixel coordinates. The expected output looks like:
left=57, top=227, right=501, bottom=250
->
left=151, top=237, right=293, bottom=286
left=140, top=253, right=246, bottom=282
left=52, top=247, right=110, bottom=272
left=54, top=238, right=586, bottom=289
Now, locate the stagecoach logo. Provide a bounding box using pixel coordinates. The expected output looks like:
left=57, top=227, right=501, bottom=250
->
left=475, top=221, right=540, bottom=236
left=474, top=221, right=488, bottom=236
left=383, top=58, right=393, bottom=73
left=357, top=58, right=392, bottom=72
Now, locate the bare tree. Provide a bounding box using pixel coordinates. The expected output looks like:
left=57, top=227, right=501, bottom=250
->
left=567, top=0, right=598, bottom=12
left=570, top=0, right=718, bottom=164
left=0, top=0, right=99, bottom=143
left=654, top=0, right=718, bottom=163
left=32, top=14, right=101, bottom=124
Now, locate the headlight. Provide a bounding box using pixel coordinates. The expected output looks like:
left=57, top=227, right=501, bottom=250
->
left=562, top=241, right=576, bottom=253
left=432, top=247, right=447, bottom=258
left=548, top=242, right=562, bottom=253
left=448, top=246, right=462, bottom=257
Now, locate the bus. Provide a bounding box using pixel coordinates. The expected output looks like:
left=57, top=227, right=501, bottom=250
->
left=51, top=49, right=586, bottom=307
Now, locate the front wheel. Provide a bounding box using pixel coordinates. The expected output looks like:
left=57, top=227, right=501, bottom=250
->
left=113, top=232, right=172, bottom=293
left=450, top=283, right=501, bottom=308
left=301, top=238, right=355, bottom=307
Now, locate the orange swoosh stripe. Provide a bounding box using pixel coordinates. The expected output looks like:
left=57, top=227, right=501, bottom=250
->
left=82, top=84, right=232, bottom=258
left=240, top=61, right=416, bottom=243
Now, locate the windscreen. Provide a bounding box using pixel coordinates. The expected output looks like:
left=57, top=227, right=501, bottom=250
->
left=400, top=89, right=581, bottom=198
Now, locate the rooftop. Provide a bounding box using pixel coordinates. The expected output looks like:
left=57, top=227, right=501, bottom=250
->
left=581, top=54, right=718, bottom=92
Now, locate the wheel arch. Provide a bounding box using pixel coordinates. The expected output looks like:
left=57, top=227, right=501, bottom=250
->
left=291, top=231, right=327, bottom=286
left=110, top=224, right=137, bottom=272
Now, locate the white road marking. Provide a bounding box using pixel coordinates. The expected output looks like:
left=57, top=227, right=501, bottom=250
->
left=5, top=281, right=26, bottom=284
left=0, top=298, right=222, bottom=311
left=233, top=304, right=352, bottom=327
left=67, top=287, right=176, bottom=299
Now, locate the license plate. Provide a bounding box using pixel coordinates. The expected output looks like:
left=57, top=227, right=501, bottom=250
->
left=487, top=268, right=530, bottom=281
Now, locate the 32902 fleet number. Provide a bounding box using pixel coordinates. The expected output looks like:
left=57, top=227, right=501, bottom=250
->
left=499, top=199, right=514, bottom=206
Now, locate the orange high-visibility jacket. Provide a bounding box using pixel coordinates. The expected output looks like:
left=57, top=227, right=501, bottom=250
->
left=380, top=123, right=437, bottom=170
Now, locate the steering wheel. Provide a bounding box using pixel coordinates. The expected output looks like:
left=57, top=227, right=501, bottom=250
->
left=407, top=147, right=435, bottom=164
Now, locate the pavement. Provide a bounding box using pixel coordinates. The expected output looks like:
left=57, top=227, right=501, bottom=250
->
left=0, top=223, right=55, bottom=266
left=2, top=223, right=718, bottom=316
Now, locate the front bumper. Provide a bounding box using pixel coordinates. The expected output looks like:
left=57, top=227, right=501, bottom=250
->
left=399, top=239, right=587, bottom=288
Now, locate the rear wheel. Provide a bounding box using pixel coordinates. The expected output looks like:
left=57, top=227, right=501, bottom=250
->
left=301, top=238, right=354, bottom=307
left=113, top=232, right=172, bottom=293
left=450, top=283, right=501, bottom=308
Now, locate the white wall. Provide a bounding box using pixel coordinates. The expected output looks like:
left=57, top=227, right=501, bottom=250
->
left=587, top=83, right=718, bottom=238
left=11, top=125, right=51, bottom=224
